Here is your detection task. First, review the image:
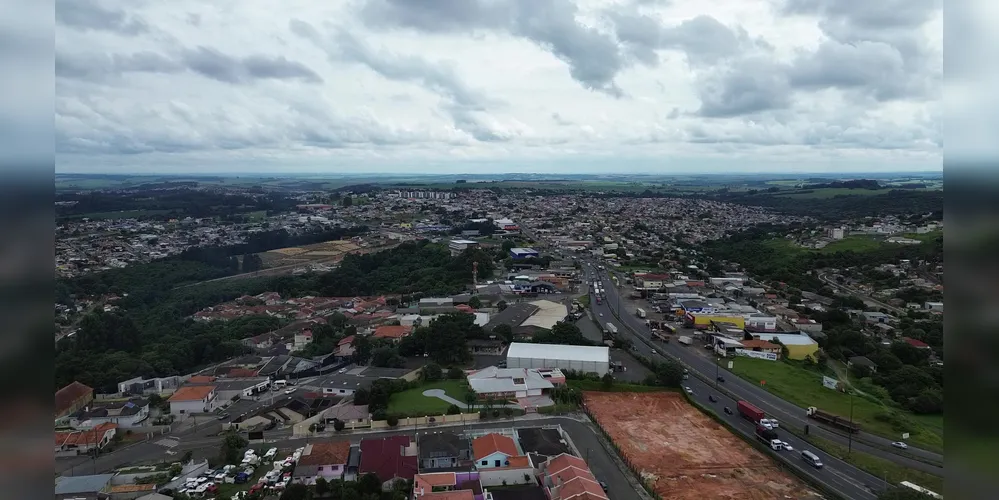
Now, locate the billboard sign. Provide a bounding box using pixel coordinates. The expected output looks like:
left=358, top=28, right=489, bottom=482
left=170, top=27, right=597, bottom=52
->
left=822, top=376, right=844, bottom=391
left=734, top=349, right=778, bottom=361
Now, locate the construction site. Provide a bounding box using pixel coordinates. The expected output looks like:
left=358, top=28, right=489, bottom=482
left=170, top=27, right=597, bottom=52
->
left=584, top=391, right=819, bottom=500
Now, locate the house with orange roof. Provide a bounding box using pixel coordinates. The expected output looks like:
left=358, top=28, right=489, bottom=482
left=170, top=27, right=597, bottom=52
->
left=472, top=433, right=537, bottom=486
left=55, top=422, right=118, bottom=457
left=373, top=325, right=413, bottom=342
left=167, top=385, right=217, bottom=416
left=538, top=453, right=608, bottom=500
left=413, top=472, right=483, bottom=500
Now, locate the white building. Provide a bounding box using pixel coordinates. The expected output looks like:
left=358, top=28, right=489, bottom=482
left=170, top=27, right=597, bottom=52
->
left=69, top=398, right=150, bottom=429
left=449, top=239, right=479, bottom=257
left=167, top=385, right=218, bottom=416
left=506, top=343, right=610, bottom=376
left=830, top=228, right=845, bottom=240
left=466, top=366, right=564, bottom=399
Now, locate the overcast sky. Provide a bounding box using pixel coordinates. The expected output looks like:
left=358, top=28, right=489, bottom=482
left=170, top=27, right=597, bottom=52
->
left=53, top=0, right=944, bottom=175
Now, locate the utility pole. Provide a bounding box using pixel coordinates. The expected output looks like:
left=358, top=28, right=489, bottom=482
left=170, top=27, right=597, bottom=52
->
left=714, top=358, right=720, bottom=388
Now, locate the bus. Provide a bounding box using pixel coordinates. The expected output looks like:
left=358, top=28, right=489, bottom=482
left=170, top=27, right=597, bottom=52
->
left=898, top=482, right=941, bottom=499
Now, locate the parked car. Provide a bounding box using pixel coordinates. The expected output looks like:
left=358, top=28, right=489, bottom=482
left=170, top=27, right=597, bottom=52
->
left=891, top=441, right=908, bottom=449
left=684, top=386, right=693, bottom=395
left=284, top=388, right=297, bottom=395
left=599, top=481, right=609, bottom=492
left=217, top=412, right=230, bottom=420
left=780, top=441, right=794, bottom=451
left=716, top=376, right=725, bottom=383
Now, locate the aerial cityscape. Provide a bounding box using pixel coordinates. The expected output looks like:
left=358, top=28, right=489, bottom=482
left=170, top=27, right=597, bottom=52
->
left=51, top=1, right=946, bottom=500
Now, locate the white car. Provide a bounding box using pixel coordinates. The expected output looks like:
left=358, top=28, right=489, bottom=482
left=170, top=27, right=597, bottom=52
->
left=684, top=386, right=693, bottom=395
left=284, top=388, right=297, bottom=395
left=338, top=367, right=348, bottom=373
left=780, top=441, right=794, bottom=451
left=759, top=420, right=774, bottom=430
left=891, top=441, right=908, bottom=449
left=760, top=418, right=779, bottom=429
left=599, top=313, right=603, bottom=317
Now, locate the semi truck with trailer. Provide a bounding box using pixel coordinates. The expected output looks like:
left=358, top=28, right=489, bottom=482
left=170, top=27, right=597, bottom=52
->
left=755, top=424, right=783, bottom=450
left=806, top=407, right=862, bottom=433
left=636, top=308, right=646, bottom=318
left=738, top=400, right=765, bottom=423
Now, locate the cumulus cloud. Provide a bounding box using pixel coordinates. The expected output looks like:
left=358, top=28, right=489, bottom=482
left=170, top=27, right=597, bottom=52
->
left=52, top=0, right=942, bottom=172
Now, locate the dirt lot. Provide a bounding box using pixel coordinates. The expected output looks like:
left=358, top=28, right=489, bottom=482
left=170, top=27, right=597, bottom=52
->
left=584, top=392, right=818, bottom=500
left=260, top=240, right=365, bottom=267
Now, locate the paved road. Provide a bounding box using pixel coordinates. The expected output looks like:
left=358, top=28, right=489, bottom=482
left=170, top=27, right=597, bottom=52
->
left=582, top=262, right=942, bottom=496
left=61, top=415, right=645, bottom=500
left=818, top=272, right=904, bottom=314
left=591, top=263, right=943, bottom=470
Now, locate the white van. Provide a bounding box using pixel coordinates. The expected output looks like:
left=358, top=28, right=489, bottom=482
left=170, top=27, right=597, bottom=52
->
left=801, top=450, right=823, bottom=468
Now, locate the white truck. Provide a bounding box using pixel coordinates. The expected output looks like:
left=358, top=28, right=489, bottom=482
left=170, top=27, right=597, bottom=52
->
left=678, top=336, right=692, bottom=346
left=636, top=308, right=646, bottom=319
left=605, top=323, right=618, bottom=335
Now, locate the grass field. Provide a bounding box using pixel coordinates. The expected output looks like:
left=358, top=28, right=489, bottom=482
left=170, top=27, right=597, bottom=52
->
left=809, top=435, right=943, bottom=494
left=567, top=380, right=666, bottom=392
left=729, top=358, right=943, bottom=452
left=387, top=380, right=472, bottom=416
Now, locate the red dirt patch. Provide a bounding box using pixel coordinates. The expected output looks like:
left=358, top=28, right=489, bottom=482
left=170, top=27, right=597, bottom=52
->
left=584, top=391, right=818, bottom=500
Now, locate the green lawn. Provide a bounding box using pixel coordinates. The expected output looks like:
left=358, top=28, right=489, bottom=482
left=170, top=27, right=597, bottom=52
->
left=387, top=380, right=473, bottom=416
left=809, top=435, right=943, bottom=495
left=577, top=294, right=590, bottom=307
left=568, top=380, right=666, bottom=392
left=729, top=358, right=943, bottom=452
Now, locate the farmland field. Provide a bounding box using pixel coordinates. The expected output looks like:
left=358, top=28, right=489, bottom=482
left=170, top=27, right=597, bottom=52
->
left=259, top=240, right=364, bottom=268
left=584, top=391, right=817, bottom=500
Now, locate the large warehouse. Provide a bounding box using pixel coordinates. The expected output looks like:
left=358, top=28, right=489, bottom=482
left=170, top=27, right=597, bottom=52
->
left=505, top=343, right=610, bottom=376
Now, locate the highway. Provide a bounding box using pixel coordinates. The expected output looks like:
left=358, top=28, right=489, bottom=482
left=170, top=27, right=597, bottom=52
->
left=590, top=263, right=943, bottom=469
left=583, top=262, right=942, bottom=497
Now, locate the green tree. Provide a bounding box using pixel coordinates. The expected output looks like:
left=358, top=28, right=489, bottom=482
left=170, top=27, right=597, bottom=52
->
left=601, top=372, right=614, bottom=390
left=421, top=363, right=443, bottom=381
left=446, top=404, right=461, bottom=415
left=386, top=415, right=399, bottom=427
left=315, top=476, right=330, bottom=497
left=464, top=392, right=477, bottom=411
left=219, top=429, right=248, bottom=464
left=447, top=366, right=464, bottom=379
left=468, top=296, right=482, bottom=309
left=181, top=450, right=193, bottom=464
left=655, top=361, right=684, bottom=388
left=492, top=323, right=513, bottom=342
left=342, top=196, right=353, bottom=207
left=358, top=473, right=382, bottom=495
left=333, top=419, right=346, bottom=432
left=279, top=482, right=311, bottom=500
left=353, top=335, right=373, bottom=364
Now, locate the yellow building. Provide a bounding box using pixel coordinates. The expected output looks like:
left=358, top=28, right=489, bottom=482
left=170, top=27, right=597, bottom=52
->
left=686, top=313, right=746, bottom=330
left=750, top=333, right=819, bottom=360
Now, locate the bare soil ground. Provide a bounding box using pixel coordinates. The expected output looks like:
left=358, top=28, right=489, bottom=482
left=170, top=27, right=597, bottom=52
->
left=261, top=240, right=363, bottom=267
left=584, top=391, right=819, bottom=500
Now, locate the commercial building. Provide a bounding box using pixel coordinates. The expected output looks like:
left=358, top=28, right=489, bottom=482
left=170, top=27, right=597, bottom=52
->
left=449, top=239, right=479, bottom=257
left=509, top=248, right=539, bottom=260
left=685, top=313, right=746, bottom=330
left=746, top=333, right=819, bottom=360
left=506, top=343, right=610, bottom=376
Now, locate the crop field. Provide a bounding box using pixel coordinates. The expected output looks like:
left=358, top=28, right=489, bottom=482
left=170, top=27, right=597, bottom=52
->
left=584, top=391, right=817, bottom=500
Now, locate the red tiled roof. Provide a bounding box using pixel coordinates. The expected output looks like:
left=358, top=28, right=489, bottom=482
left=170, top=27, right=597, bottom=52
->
left=55, top=423, right=117, bottom=447
left=187, top=375, right=216, bottom=384
left=903, top=337, right=930, bottom=348
left=359, top=436, right=417, bottom=481
left=169, top=385, right=216, bottom=402
left=298, top=441, right=351, bottom=467
left=374, top=325, right=413, bottom=339
left=338, top=335, right=356, bottom=346
left=55, top=381, right=93, bottom=417
left=227, top=368, right=258, bottom=378
left=472, top=433, right=518, bottom=460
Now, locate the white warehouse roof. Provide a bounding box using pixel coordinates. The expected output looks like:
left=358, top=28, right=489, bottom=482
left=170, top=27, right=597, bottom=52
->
left=507, top=343, right=609, bottom=363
